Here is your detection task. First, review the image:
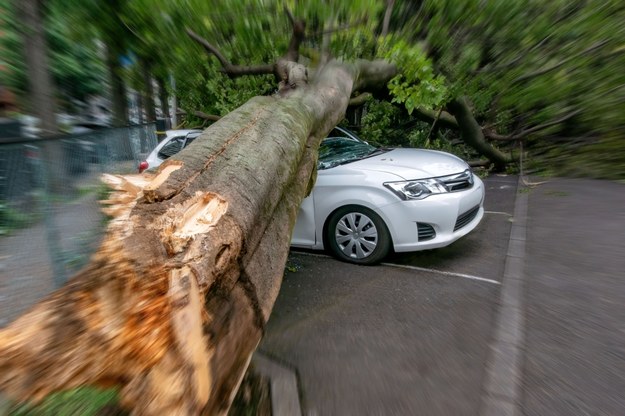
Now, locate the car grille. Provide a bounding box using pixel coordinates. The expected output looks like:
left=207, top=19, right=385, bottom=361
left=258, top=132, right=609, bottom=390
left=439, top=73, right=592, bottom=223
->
left=454, top=205, right=480, bottom=231
left=417, top=223, right=436, bottom=241
left=440, top=170, right=474, bottom=192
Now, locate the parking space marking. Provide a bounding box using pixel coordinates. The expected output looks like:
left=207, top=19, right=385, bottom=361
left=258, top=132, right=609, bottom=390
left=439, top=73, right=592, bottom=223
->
left=380, top=263, right=501, bottom=285
left=290, top=251, right=500, bottom=285
left=484, top=210, right=512, bottom=216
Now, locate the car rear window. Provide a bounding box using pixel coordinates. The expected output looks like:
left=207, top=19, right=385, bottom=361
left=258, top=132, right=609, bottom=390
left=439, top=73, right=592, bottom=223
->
left=157, top=136, right=185, bottom=159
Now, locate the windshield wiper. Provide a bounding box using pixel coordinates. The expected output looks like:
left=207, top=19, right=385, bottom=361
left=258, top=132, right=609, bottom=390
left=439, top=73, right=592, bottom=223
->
left=364, top=148, right=390, bottom=158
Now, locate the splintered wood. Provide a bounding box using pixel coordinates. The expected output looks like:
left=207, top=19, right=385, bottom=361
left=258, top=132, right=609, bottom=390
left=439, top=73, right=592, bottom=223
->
left=160, top=192, right=228, bottom=255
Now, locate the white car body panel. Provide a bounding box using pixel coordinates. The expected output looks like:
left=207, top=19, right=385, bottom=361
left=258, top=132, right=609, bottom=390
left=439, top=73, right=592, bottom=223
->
left=141, top=129, right=202, bottom=172
left=291, top=146, right=485, bottom=253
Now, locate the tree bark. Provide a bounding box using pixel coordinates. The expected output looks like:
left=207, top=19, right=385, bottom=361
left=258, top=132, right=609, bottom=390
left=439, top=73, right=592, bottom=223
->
left=158, top=76, right=170, bottom=119
left=413, top=107, right=459, bottom=130
left=142, top=60, right=156, bottom=123
left=16, top=0, right=68, bottom=196
left=106, top=43, right=129, bottom=127
left=0, top=59, right=397, bottom=415
left=381, top=0, right=395, bottom=37
left=193, top=110, right=221, bottom=122
left=17, top=0, right=57, bottom=136
left=446, top=96, right=509, bottom=170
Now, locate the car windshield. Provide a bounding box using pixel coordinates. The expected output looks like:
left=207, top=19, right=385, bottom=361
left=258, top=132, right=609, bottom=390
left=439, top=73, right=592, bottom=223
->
left=318, top=136, right=386, bottom=170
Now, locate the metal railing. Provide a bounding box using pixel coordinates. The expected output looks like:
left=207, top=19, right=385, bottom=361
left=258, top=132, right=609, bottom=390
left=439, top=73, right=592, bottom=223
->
left=0, top=123, right=158, bottom=326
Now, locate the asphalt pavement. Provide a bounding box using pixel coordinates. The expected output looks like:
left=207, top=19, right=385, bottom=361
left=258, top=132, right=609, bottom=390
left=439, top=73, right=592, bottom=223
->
left=521, top=178, right=625, bottom=416
left=2, top=173, right=624, bottom=415
left=259, top=175, right=625, bottom=416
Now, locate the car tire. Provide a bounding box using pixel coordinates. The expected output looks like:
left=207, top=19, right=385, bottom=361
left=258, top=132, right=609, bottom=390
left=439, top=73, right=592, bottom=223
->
left=325, top=205, right=391, bottom=265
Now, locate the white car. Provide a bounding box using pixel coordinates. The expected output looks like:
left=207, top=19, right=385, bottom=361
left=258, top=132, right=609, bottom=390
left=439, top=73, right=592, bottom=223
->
left=138, top=129, right=202, bottom=173
left=291, top=127, right=485, bottom=264
left=140, top=127, right=485, bottom=265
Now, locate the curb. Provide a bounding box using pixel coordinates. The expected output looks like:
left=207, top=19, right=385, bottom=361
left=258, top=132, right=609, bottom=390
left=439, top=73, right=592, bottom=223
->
left=252, top=352, right=302, bottom=416
left=479, top=176, right=528, bottom=416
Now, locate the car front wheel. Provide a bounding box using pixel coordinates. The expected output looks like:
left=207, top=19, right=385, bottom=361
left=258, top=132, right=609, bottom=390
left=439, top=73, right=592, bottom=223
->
left=325, top=205, right=391, bottom=265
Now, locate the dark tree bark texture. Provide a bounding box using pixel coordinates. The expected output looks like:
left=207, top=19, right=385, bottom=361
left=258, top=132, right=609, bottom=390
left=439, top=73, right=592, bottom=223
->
left=158, top=77, right=171, bottom=119
left=447, top=97, right=509, bottom=170
left=106, top=43, right=129, bottom=127
left=17, top=0, right=57, bottom=135
left=142, top=59, right=157, bottom=123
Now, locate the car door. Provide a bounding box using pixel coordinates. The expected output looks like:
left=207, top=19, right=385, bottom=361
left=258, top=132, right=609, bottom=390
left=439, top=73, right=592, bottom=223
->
left=291, top=191, right=317, bottom=248
left=291, top=128, right=364, bottom=248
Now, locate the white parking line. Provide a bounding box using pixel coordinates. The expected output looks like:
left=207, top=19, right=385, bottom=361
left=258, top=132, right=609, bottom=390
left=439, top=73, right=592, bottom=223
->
left=485, top=210, right=513, bottom=216
left=290, top=251, right=500, bottom=285
left=380, top=263, right=501, bottom=285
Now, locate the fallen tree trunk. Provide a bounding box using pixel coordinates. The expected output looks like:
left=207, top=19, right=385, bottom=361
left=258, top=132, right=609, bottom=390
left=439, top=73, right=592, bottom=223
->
left=0, top=59, right=396, bottom=414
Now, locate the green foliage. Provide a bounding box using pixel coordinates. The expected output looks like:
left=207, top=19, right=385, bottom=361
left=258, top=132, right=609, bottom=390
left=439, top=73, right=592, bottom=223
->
left=360, top=99, right=409, bottom=147
left=380, top=39, right=448, bottom=114
left=0, top=2, right=26, bottom=92
left=6, top=0, right=623, bottom=177
left=47, top=3, right=106, bottom=104
left=384, top=0, right=625, bottom=178
left=0, top=202, right=38, bottom=236
left=330, top=27, right=378, bottom=61
left=359, top=98, right=475, bottom=162
left=9, top=387, right=119, bottom=416
left=0, top=0, right=106, bottom=110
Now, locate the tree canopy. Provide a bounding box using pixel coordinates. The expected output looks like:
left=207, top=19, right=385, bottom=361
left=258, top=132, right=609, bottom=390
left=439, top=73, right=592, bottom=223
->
left=4, top=0, right=624, bottom=171
left=381, top=0, right=625, bottom=176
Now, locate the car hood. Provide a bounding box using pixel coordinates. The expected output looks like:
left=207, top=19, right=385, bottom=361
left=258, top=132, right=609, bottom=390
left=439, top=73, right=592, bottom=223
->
left=347, top=148, right=470, bottom=180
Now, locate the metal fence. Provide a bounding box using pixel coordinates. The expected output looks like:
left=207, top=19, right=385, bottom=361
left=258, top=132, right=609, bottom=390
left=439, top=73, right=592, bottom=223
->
left=0, top=123, right=158, bottom=326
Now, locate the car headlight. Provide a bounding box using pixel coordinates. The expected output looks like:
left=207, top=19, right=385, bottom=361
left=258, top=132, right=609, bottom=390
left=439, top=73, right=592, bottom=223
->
left=384, top=169, right=474, bottom=200
left=384, top=178, right=450, bottom=200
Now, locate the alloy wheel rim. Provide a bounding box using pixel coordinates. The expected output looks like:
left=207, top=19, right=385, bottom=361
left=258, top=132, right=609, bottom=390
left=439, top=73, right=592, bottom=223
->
left=335, top=212, right=378, bottom=259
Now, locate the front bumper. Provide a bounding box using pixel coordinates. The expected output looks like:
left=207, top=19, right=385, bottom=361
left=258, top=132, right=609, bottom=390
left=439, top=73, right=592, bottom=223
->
left=377, top=176, right=485, bottom=252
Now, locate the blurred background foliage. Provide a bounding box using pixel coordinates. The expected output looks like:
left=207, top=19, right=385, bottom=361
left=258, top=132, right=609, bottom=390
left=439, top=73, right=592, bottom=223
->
left=2, top=0, right=624, bottom=178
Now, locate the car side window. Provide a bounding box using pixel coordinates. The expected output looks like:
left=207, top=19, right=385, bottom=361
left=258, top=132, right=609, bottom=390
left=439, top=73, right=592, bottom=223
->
left=158, top=136, right=185, bottom=159
left=183, top=133, right=201, bottom=148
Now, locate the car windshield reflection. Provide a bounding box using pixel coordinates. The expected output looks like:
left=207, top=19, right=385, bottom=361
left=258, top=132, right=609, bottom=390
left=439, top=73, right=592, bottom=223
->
left=318, top=137, right=388, bottom=170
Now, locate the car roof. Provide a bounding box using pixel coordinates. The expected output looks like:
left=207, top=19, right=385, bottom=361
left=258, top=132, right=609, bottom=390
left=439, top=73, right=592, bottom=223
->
left=165, top=129, right=202, bottom=138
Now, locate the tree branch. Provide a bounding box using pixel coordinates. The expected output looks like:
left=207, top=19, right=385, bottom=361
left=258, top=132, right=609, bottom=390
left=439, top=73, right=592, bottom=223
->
left=425, top=107, right=443, bottom=144
left=348, top=92, right=372, bottom=106
left=446, top=97, right=509, bottom=169
left=381, top=0, right=395, bottom=37
left=283, top=7, right=306, bottom=62
left=284, top=6, right=296, bottom=27
left=468, top=159, right=492, bottom=168
left=186, top=28, right=275, bottom=77
left=412, top=107, right=459, bottom=130
left=192, top=110, right=221, bottom=122
left=414, top=105, right=580, bottom=143
left=513, top=40, right=609, bottom=84
left=485, top=109, right=582, bottom=141
left=474, top=34, right=554, bottom=74
left=353, top=59, right=399, bottom=91
left=307, top=18, right=368, bottom=37
left=186, top=28, right=231, bottom=69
